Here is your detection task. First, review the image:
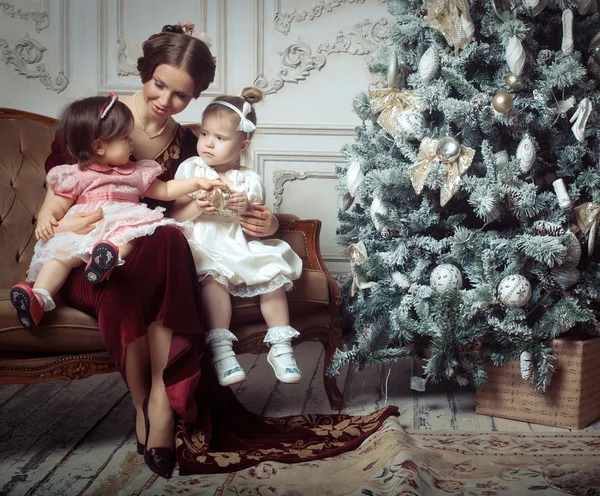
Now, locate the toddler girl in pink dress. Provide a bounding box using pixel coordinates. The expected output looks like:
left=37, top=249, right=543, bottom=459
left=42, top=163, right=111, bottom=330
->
left=10, top=94, right=218, bottom=328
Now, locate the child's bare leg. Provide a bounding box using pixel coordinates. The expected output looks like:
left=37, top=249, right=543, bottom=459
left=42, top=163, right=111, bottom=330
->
left=201, top=276, right=245, bottom=386
left=118, top=240, right=135, bottom=260
left=261, top=287, right=301, bottom=384
left=35, top=257, right=84, bottom=296
left=260, top=287, right=290, bottom=327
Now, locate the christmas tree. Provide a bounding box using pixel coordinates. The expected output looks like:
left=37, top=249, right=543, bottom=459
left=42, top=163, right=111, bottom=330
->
left=329, top=0, right=600, bottom=391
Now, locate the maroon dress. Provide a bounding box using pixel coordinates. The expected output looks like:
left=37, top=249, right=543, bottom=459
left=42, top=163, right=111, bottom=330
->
left=45, top=126, right=398, bottom=474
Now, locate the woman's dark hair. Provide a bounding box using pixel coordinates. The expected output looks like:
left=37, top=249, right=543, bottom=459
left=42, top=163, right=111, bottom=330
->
left=137, top=24, right=216, bottom=98
left=57, top=96, right=133, bottom=169
left=204, top=87, right=264, bottom=139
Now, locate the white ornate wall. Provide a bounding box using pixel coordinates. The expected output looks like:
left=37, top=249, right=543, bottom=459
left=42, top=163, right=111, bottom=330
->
left=0, top=0, right=391, bottom=275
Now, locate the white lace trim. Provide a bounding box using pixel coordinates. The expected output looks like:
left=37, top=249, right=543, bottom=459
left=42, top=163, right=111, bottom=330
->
left=199, top=272, right=294, bottom=298
left=206, top=328, right=237, bottom=344
left=264, top=325, right=300, bottom=344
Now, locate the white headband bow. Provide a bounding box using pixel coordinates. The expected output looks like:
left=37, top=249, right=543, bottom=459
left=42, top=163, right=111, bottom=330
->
left=211, top=100, right=256, bottom=134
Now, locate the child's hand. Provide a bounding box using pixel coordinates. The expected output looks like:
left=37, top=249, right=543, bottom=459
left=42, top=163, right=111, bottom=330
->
left=227, top=191, right=249, bottom=213
left=194, top=191, right=217, bottom=214
left=35, top=213, right=59, bottom=241
left=196, top=178, right=220, bottom=191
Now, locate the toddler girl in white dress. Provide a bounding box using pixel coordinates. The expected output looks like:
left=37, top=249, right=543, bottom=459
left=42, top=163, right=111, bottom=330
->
left=173, top=87, right=304, bottom=386
left=10, top=94, right=218, bottom=328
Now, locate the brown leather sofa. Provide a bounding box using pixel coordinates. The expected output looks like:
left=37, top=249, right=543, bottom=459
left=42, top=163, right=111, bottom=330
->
left=0, top=107, right=344, bottom=410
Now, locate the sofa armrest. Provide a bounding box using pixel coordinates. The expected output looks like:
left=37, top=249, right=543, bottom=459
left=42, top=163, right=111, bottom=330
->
left=275, top=217, right=342, bottom=319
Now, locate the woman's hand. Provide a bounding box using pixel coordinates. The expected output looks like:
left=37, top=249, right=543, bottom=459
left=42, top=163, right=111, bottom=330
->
left=194, top=192, right=217, bottom=214
left=240, top=204, right=279, bottom=237
left=53, top=208, right=104, bottom=236
left=35, top=212, right=59, bottom=241
left=227, top=191, right=249, bottom=213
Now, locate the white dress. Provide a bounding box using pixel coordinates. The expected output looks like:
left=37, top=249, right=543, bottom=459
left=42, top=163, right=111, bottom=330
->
left=175, top=157, right=303, bottom=297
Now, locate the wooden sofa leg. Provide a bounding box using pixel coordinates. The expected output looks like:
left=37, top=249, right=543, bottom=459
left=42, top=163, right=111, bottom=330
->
left=319, top=335, right=344, bottom=411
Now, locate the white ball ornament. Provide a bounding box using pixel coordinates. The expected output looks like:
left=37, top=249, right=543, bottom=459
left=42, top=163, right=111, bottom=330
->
left=498, top=274, right=532, bottom=307
left=430, top=264, right=463, bottom=293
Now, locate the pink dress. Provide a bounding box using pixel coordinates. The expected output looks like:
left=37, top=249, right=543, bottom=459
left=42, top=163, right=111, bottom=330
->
left=26, top=160, right=191, bottom=283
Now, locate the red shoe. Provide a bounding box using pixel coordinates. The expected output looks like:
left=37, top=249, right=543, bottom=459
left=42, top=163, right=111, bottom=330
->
left=10, top=283, right=43, bottom=328
left=85, top=240, right=119, bottom=284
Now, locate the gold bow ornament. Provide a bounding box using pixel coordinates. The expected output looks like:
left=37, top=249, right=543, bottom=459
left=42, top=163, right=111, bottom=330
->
left=573, top=202, right=600, bottom=256
left=369, top=88, right=418, bottom=137
left=425, top=0, right=474, bottom=53
left=346, top=241, right=375, bottom=296
left=409, top=137, right=475, bottom=207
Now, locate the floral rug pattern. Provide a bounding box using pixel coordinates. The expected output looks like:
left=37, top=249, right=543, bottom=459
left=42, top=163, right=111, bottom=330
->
left=117, top=418, right=600, bottom=496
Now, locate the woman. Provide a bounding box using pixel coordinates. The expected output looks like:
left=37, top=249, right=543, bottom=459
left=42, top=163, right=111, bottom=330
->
left=43, top=23, right=397, bottom=478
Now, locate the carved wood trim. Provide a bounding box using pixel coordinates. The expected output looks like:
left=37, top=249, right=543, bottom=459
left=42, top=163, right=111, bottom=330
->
left=0, top=356, right=115, bottom=384
left=0, top=107, right=58, bottom=126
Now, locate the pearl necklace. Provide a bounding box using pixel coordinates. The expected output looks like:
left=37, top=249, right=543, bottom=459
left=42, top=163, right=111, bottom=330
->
left=133, top=91, right=168, bottom=139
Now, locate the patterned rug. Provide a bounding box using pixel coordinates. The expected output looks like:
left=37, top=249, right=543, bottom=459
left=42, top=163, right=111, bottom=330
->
left=95, top=417, right=600, bottom=496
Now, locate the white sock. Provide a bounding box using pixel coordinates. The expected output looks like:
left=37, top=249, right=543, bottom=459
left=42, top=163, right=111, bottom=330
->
left=32, top=288, right=56, bottom=312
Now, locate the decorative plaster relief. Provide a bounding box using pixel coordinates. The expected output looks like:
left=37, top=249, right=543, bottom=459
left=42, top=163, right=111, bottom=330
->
left=0, top=1, right=50, bottom=32
left=0, top=34, right=68, bottom=92
left=274, top=0, right=386, bottom=35
left=272, top=169, right=337, bottom=212
left=254, top=17, right=389, bottom=95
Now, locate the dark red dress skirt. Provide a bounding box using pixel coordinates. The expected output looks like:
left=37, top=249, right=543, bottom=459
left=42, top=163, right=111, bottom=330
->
left=58, top=225, right=204, bottom=423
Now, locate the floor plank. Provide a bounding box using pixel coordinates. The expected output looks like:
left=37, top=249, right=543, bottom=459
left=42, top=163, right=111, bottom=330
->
left=234, top=351, right=279, bottom=416
left=262, top=341, right=324, bottom=417
left=0, top=383, right=28, bottom=407
left=302, top=351, right=350, bottom=415
left=30, top=392, right=134, bottom=496
left=0, top=374, right=127, bottom=495
left=340, top=362, right=389, bottom=415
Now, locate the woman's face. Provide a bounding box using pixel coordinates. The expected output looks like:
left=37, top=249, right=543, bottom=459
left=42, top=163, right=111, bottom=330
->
left=142, top=64, right=195, bottom=118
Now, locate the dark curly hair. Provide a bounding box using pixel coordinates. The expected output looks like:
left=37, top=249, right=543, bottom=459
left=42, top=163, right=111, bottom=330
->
left=57, top=96, right=133, bottom=169
left=137, top=24, right=216, bottom=98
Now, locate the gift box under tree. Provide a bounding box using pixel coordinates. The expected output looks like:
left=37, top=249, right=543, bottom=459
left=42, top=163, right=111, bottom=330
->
left=475, top=336, right=600, bottom=429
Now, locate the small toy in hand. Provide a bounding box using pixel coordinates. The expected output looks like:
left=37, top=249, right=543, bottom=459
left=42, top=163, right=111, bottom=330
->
left=190, top=184, right=233, bottom=212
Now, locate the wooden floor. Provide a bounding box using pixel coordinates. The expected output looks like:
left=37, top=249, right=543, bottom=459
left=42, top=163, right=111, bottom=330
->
left=1, top=340, right=598, bottom=495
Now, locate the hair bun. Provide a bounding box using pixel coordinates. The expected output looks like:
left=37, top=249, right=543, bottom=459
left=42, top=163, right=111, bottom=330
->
left=161, top=24, right=185, bottom=34
left=241, top=87, right=264, bottom=106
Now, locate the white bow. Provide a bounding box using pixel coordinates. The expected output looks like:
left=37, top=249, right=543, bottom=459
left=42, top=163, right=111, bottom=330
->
left=211, top=100, right=256, bottom=134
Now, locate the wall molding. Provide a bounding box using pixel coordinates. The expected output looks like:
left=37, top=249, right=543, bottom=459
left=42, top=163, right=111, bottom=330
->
left=0, top=0, right=70, bottom=93
left=254, top=16, right=389, bottom=95
left=99, top=0, right=226, bottom=95
left=0, top=0, right=50, bottom=31
left=257, top=123, right=355, bottom=136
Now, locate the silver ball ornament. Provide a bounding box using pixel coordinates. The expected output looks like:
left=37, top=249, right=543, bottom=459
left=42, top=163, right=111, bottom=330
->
left=435, top=137, right=461, bottom=163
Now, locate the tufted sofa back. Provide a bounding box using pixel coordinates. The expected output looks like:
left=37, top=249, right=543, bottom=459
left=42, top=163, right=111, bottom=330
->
left=0, top=109, right=58, bottom=289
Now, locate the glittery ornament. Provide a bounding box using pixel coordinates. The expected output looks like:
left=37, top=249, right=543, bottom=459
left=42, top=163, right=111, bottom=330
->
left=587, top=32, right=600, bottom=81
left=346, top=241, right=375, bottom=296
left=498, top=274, right=531, bottom=308
left=370, top=196, right=389, bottom=230
left=369, top=88, right=418, bottom=136
left=396, top=110, right=428, bottom=141
left=343, top=192, right=354, bottom=211
left=492, top=91, right=514, bottom=113
left=409, top=137, right=475, bottom=206
left=551, top=266, right=581, bottom=289
left=573, top=202, right=600, bottom=255
left=430, top=264, right=463, bottom=293
left=425, top=0, right=473, bottom=53
left=522, top=0, right=548, bottom=16
left=346, top=159, right=364, bottom=197
left=504, top=72, right=522, bottom=91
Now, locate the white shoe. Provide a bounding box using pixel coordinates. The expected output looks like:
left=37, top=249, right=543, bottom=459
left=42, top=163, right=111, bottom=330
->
left=570, top=98, right=592, bottom=143
left=206, top=328, right=246, bottom=387
left=267, top=343, right=302, bottom=384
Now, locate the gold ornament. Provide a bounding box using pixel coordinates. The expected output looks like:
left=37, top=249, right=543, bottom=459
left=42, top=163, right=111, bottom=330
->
left=504, top=73, right=523, bottom=91
left=369, top=88, right=418, bottom=136
left=346, top=241, right=375, bottom=296
left=492, top=91, right=514, bottom=113
left=573, top=202, right=600, bottom=256
left=206, top=185, right=232, bottom=211
left=409, top=137, right=475, bottom=206
left=425, top=0, right=473, bottom=53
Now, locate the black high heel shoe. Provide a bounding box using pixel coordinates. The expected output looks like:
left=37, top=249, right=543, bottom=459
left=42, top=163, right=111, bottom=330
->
left=134, top=409, right=144, bottom=455
left=142, top=397, right=175, bottom=479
